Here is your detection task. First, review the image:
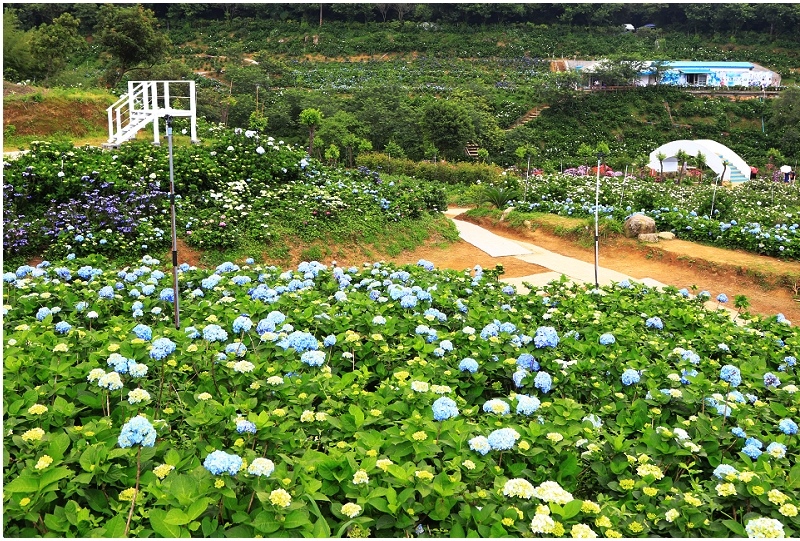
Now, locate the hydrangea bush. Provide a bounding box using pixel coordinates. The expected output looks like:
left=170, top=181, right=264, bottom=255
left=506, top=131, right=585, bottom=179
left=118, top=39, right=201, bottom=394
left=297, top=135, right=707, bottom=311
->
left=3, top=254, right=798, bottom=537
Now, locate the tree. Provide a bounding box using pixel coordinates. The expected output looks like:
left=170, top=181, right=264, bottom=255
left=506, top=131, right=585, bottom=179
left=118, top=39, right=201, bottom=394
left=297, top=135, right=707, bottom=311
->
left=693, top=151, right=707, bottom=182
left=3, top=9, right=34, bottom=81
left=675, top=149, right=690, bottom=184
left=656, top=151, right=666, bottom=180
left=299, top=108, right=324, bottom=157
left=29, top=12, right=84, bottom=79
left=95, top=4, right=170, bottom=86
left=420, top=100, right=475, bottom=161
left=768, top=87, right=800, bottom=161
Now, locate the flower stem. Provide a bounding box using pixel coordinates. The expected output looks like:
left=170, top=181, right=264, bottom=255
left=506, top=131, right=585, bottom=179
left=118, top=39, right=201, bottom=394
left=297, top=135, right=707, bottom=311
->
left=124, top=447, right=142, bottom=536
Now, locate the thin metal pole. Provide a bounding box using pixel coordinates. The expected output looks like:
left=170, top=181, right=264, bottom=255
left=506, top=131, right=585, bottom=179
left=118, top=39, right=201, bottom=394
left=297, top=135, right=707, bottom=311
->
left=594, top=154, right=603, bottom=288
left=166, top=115, right=180, bottom=329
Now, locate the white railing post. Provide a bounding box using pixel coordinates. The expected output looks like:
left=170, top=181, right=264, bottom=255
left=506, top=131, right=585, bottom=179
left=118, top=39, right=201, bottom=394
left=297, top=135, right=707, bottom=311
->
left=163, top=80, right=171, bottom=112
left=108, top=107, right=114, bottom=142
left=189, top=80, right=198, bottom=142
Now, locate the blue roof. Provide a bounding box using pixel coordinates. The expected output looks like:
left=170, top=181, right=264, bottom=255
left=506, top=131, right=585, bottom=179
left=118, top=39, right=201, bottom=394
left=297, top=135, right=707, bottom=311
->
left=664, top=61, right=754, bottom=69
left=678, top=68, right=713, bottom=74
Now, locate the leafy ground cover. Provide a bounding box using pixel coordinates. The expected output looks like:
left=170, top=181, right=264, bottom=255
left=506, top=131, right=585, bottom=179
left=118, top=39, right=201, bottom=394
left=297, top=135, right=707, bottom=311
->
left=3, top=253, right=798, bottom=537
left=2, top=132, right=447, bottom=268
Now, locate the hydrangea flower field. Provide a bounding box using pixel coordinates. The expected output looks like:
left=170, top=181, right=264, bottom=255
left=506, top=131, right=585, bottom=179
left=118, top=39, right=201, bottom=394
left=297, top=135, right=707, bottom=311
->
left=3, top=249, right=798, bottom=537
left=512, top=170, right=800, bottom=260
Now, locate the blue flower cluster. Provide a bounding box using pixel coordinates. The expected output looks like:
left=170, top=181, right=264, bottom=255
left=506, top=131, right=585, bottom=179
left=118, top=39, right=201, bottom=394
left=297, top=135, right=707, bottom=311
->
left=763, top=372, right=781, bottom=388
left=712, top=464, right=738, bottom=479
left=150, top=338, right=177, bottom=360
left=482, top=399, right=511, bottom=415
left=468, top=435, right=491, bottom=455
left=132, top=324, right=152, bottom=341
left=236, top=419, right=257, bottom=434
left=54, top=321, right=72, bottom=334
left=487, top=428, right=520, bottom=450
left=645, top=316, right=663, bottom=330
left=432, top=397, right=459, bottom=421
left=716, top=293, right=728, bottom=303
left=108, top=353, right=136, bottom=374
left=719, top=365, right=742, bottom=387
left=225, top=342, right=247, bottom=357
left=203, top=324, right=229, bottom=342
left=534, top=326, right=559, bottom=348
left=256, top=311, right=286, bottom=334
left=621, top=369, right=641, bottom=386
left=458, top=358, right=479, bottom=373
left=301, top=350, right=326, bottom=367
left=516, top=394, right=541, bottom=415
left=118, top=416, right=157, bottom=448
left=534, top=371, right=552, bottom=393
left=159, top=288, right=175, bottom=302
left=232, top=315, right=253, bottom=334
left=778, top=418, right=798, bottom=435
left=98, top=286, right=115, bottom=299
left=203, top=450, right=243, bottom=476
left=277, top=331, right=319, bottom=352
left=599, top=333, right=616, bottom=345
left=516, top=353, right=539, bottom=371
left=417, top=259, right=435, bottom=271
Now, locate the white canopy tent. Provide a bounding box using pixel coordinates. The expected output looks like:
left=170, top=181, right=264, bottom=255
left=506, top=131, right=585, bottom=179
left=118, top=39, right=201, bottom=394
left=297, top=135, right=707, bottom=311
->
left=647, top=139, right=750, bottom=183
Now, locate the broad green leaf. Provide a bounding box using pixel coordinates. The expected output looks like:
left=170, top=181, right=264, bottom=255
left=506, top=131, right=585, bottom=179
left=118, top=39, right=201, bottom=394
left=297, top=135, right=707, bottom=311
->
left=168, top=474, right=197, bottom=507
left=164, top=508, right=191, bottom=526
left=150, top=509, right=185, bottom=538
left=103, top=514, right=128, bottom=538
left=39, top=466, right=72, bottom=492
left=283, top=509, right=308, bottom=529
left=4, top=473, right=39, bottom=493
left=349, top=405, right=365, bottom=428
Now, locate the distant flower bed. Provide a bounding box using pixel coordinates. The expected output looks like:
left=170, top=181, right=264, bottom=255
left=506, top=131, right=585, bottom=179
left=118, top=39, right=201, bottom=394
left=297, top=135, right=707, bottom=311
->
left=3, top=254, right=797, bottom=537
left=2, top=134, right=446, bottom=262
left=513, top=173, right=800, bottom=259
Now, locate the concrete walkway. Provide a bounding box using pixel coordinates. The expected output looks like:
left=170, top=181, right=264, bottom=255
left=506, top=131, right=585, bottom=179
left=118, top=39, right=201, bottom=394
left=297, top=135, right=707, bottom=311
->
left=445, top=207, right=747, bottom=323
left=445, top=207, right=648, bottom=292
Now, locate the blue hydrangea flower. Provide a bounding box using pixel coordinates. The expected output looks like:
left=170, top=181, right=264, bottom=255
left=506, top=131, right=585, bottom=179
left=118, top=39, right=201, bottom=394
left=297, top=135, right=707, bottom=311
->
left=766, top=442, right=787, bottom=459
left=778, top=418, right=798, bottom=435
left=678, top=288, right=689, bottom=297
left=583, top=413, right=603, bottom=428
left=159, top=288, right=175, bottom=302
left=482, top=399, right=511, bottom=415
left=400, top=295, right=417, bottom=308
left=432, top=397, right=459, bottom=421
left=323, top=335, right=337, bottom=347
left=372, top=315, right=386, bottom=325
left=499, top=322, right=517, bottom=334
left=439, top=340, right=453, bottom=352
left=516, top=353, right=539, bottom=371
left=512, top=369, right=528, bottom=388
left=534, top=326, right=559, bottom=348
left=232, top=315, right=253, bottom=334
left=731, top=427, right=747, bottom=438
left=107, top=353, right=134, bottom=374
left=98, top=286, right=115, bottom=299
left=54, top=321, right=72, bottom=334
left=784, top=356, right=797, bottom=368
left=599, top=333, right=616, bottom=345
left=141, top=284, right=155, bottom=296
left=534, top=371, right=552, bottom=393
left=458, top=358, right=479, bottom=373
left=201, top=274, right=222, bottom=290
left=763, top=372, right=781, bottom=388
left=129, top=363, right=148, bottom=378
left=185, top=326, right=200, bottom=339
left=502, top=285, right=515, bottom=295
left=720, top=365, right=742, bottom=387
left=713, top=464, right=738, bottom=479
left=417, top=259, right=435, bottom=271
left=231, top=275, right=251, bottom=286
left=118, top=416, right=157, bottom=448
left=487, top=428, right=520, bottom=450
left=645, top=316, right=663, bottom=330
left=516, top=394, right=541, bottom=415
left=717, top=293, right=728, bottom=303
left=621, top=369, right=641, bottom=386
left=132, top=324, right=152, bottom=341
left=480, top=323, right=499, bottom=340
left=150, top=337, right=177, bottom=360
left=236, top=420, right=257, bottom=434
left=742, top=445, right=762, bottom=459
left=277, top=331, right=318, bottom=352
left=3, top=272, right=17, bottom=283
left=468, top=436, right=491, bottom=455
left=225, top=342, right=247, bottom=357
left=203, top=450, right=243, bottom=476
left=301, top=350, right=326, bottom=367
left=203, top=324, right=229, bottom=342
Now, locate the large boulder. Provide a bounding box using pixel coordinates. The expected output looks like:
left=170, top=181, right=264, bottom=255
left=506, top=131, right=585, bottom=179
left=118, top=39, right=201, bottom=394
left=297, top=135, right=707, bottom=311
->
left=624, top=214, right=657, bottom=238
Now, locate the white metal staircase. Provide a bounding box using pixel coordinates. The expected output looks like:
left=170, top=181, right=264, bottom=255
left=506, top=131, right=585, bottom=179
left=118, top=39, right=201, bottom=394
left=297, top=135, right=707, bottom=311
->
left=106, top=80, right=199, bottom=147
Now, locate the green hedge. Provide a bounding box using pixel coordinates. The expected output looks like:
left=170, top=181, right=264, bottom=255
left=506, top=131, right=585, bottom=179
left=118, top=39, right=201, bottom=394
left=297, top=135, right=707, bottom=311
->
left=357, top=153, right=505, bottom=185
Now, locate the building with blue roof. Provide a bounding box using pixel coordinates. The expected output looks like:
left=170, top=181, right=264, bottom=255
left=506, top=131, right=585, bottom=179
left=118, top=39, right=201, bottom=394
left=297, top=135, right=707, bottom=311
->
left=565, top=60, right=781, bottom=88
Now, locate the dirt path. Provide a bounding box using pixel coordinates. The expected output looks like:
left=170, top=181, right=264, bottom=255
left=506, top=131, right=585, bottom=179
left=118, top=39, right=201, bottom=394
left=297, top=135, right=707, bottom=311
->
left=172, top=213, right=800, bottom=321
